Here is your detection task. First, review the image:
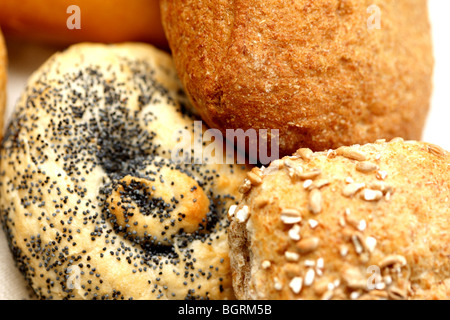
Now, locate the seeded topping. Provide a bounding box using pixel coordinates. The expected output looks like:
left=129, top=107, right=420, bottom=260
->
left=0, top=45, right=242, bottom=300
left=289, top=277, right=303, bottom=294
left=280, top=208, right=302, bottom=224
left=308, top=189, right=323, bottom=214
left=356, top=161, right=379, bottom=173
left=361, top=189, right=383, bottom=202
left=338, top=148, right=367, bottom=161
left=235, top=206, right=250, bottom=223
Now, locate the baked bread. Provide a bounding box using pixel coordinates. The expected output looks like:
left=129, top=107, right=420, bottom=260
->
left=0, top=28, right=6, bottom=142
left=228, top=139, right=449, bottom=300
left=0, top=43, right=248, bottom=300
left=161, top=0, right=434, bottom=158
left=0, top=0, right=167, bottom=47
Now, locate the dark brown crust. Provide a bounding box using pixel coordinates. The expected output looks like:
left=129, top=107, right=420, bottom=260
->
left=161, top=0, right=434, bottom=157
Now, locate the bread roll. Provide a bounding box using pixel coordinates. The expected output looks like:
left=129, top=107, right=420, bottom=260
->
left=228, top=139, right=449, bottom=300
left=0, top=29, right=6, bottom=142
left=0, top=0, right=167, bottom=47
left=161, top=0, right=434, bottom=158
left=0, top=43, right=248, bottom=300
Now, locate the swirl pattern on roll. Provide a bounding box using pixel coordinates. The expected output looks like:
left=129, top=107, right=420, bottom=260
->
left=0, top=43, right=247, bottom=300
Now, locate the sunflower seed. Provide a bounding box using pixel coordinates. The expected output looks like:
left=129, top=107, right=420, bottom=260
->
left=303, top=179, right=314, bottom=190
left=340, top=245, right=349, bottom=257
left=274, top=277, right=283, bottom=291
left=297, top=168, right=322, bottom=180
left=390, top=137, right=404, bottom=143
left=376, top=170, right=388, bottom=180
left=339, top=148, right=367, bottom=161
left=227, top=205, right=238, bottom=219
left=238, top=179, right=252, bottom=194
left=284, top=158, right=298, bottom=169
left=369, top=181, right=394, bottom=194
left=427, top=144, right=446, bottom=157
left=304, top=269, right=316, bottom=286
left=246, top=171, right=262, bottom=186
left=342, top=183, right=365, bottom=197
left=280, top=208, right=302, bottom=224
left=365, top=237, right=377, bottom=252
left=308, top=188, right=323, bottom=214
left=296, top=148, right=313, bottom=161
left=321, top=290, right=334, bottom=300
left=361, top=189, right=383, bottom=201
left=314, top=179, right=330, bottom=189
left=288, top=224, right=301, bottom=241
left=351, top=234, right=365, bottom=254
left=388, top=286, right=407, bottom=300
left=308, top=219, right=319, bottom=229
left=356, top=161, right=379, bottom=173
left=261, top=260, right=272, bottom=270
left=296, top=237, right=320, bottom=253
left=379, top=255, right=407, bottom=269
left=285, top=251, right=300, bottom=262
left=235, top=206, right=250, bottom=223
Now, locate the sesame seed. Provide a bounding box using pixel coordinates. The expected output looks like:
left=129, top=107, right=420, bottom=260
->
left=235, top=206, right=250, bottom=223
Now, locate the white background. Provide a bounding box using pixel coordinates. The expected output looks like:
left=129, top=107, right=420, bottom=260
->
left=0, top=0, right=449, bottom=300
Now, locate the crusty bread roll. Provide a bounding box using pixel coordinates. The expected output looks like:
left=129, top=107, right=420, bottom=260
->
left=161, top=0, right=434, bottom=158
left=0, top=0, right=167, bottom=47
left=0, top=29, right=6, bottom=141
left=0, top=43, right=249, bottom=300
left=228, top=139, right=449, bottom=300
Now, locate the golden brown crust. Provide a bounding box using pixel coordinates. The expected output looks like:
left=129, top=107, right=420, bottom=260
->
left=0, top=29, right=6, bottom=142
left=228, top=139, right=449, bottom=300
left=161, top=0, right=434, bottom=157
left=0, top=0, right=167, bottom=48
left=0, top=43, right=248, bottom=300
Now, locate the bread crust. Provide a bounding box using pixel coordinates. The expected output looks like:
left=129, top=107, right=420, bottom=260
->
left=0, top=43, right=248, bottom=300
left=228, top=139, right=449, bottom=300
left=161, top=0, right=434, bottom=157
